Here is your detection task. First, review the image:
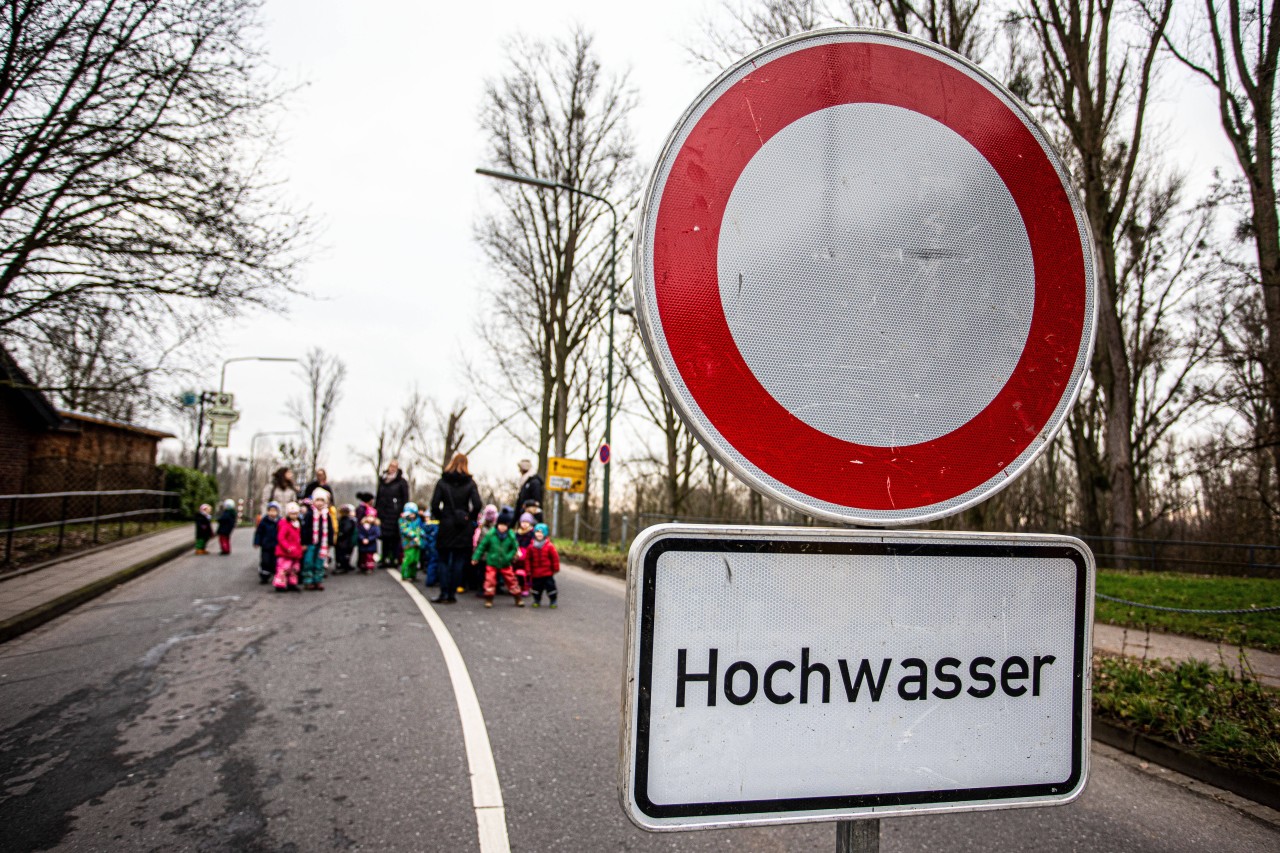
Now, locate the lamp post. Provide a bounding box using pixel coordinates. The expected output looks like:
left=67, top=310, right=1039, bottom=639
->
left=476, top=167, right=618, bottom=547
left=213, top=356, right=300, bottom=487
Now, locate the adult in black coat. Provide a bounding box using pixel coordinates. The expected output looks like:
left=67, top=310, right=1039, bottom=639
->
left=430, top=452, right=483, bottom=604
left=375, top=460, right=410, bottom=567
left=515, top=459, right=544, bottom=522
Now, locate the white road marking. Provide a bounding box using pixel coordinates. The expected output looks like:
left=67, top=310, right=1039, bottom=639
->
left=388, top=571, right=511, bottom=853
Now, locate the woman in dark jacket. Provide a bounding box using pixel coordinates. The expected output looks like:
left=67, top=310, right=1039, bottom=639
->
left=375, top=460, right=410, bottom=567
left=430, top=452, right=483, bottom=604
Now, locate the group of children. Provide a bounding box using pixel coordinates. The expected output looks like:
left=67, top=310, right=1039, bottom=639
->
left=199, top=487, right=562, bottom=609
left=471, top=506, right=560, bottom=608
left=247, top=490, right=386, bottom=591
left=194, top=500, right=239, bottom=555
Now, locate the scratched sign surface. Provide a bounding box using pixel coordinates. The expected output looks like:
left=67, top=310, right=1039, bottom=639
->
left=632, top=29, right=1096, bottom=526
left=619, top=525, right=1093, bottom=830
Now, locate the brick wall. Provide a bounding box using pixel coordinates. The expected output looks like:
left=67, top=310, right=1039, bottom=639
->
left=0, top=403, right=36, bottom=495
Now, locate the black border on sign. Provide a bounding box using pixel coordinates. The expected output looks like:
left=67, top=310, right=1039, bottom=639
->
left=631, top=537, right=1089, bottom=819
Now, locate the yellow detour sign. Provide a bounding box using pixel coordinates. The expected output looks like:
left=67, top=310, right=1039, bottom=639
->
left=546, top=457, right=588, bottom=493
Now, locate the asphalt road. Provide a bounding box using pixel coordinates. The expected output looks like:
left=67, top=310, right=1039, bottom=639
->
left=0, top=527, right=1276, bottom=852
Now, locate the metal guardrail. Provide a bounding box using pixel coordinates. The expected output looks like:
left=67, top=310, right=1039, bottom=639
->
left=1, top=489, right=180, bottom=564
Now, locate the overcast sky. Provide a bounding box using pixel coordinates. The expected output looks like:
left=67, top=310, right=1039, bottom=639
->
left=157, top=0, right=1236, bottom=487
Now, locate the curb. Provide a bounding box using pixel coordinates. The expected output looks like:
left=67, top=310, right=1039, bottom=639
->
left=0, top=541, right=191, bottom=644
left=1092, top=716, right=1280, bottom=811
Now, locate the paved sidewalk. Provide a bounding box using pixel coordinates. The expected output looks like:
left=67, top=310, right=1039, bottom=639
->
left=0, top=526, right=192, bottom=641
left=1094, top=621, right=1280, bottom=688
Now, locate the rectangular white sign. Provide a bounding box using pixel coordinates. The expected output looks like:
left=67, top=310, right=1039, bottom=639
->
left=620, top=525, right=1093, bottom=831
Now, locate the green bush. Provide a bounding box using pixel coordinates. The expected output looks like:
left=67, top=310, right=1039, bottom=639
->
left=1093, top=655, right=1280, bottom=780
left=160, top=464, right=218, bottom=520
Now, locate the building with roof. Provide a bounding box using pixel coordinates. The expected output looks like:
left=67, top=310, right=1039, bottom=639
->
left=0, top=346, right=174, bottom=497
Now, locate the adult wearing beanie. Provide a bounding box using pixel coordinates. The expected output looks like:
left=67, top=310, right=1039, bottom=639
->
left=515, top=459, right=544, bottom=522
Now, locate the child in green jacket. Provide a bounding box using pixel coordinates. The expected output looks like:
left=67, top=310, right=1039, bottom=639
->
left=471, top=507, right=524, bottom=608
left=399, top=502, right=427, bottom=581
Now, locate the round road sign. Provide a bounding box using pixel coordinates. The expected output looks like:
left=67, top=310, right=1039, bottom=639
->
left=634, top=29, right=1096, bottom=526
left=599, top=443, right=612, bottom=465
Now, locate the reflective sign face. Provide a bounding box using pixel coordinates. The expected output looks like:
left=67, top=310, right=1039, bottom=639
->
left=633, top=29, right=1096, bottom=526
left=546, top=457, right=588, bottom=493
left=620, top=525, right=1093, bottom=830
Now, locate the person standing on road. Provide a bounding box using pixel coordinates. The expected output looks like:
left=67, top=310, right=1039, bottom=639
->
left=194, top=504, right=214, bottom=555
left=261, top=467, right=298, bottom=516
left=471, top=504, right=497, bottom=593
left=274, top=502, right=303, bottom=591
left=253, top=502, right=280, bottom=584
left=300, top=490, right=334, bottom=591
left=357, top=512, right=380, bottom=573
left=375, top=460, right=410, bottom=567
left=472, top=507, right=525, bottom=609
left=216, top=499, right=237, bottom=555
left=398, top=502, right=426, bottom=581
left=515, top=459, right=544, bottom=521
left=334, top=504, right=357, bottom=574
left=526, top=523, right=561, bottom=608
left=429, top=452, right=482, bottom=604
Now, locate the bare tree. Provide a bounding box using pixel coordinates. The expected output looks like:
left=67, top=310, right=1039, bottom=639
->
left=692, top=0, right=990, bottom=68
left=475, top=28, right=639, bottom=478
left=286, top=348, right=347, bottom=478
left=0, top=0, right=306, bottom=334
left=14, top=295, right=195, bottom=420
left=1018, top=0, right=1173, bottom=546
left=1155, top=0, right=1280, bottom=505
left=865, top=0, right=988, bottom=55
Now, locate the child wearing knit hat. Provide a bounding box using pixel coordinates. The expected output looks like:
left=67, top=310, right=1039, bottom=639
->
left=471, top=507, right=525, bottom=608
left=526, top=523, right=561, bottom=608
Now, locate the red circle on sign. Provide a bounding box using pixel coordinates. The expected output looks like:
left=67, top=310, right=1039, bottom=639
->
left=599, top=443, right=611, bottom=465
left=647, top=36, right=1087, bottom=515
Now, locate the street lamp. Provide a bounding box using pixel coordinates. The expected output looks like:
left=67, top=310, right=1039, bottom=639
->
left=476, top=167, right=619, bottom=547
left=220, top=356, right=299, bottom=394
left=213, top=356, right=300, bottom=486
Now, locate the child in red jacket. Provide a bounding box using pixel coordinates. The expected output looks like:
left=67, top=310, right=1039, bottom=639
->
left=525, top=523, right=560, bottom=608
left=274, top=501, right=303, bottom=592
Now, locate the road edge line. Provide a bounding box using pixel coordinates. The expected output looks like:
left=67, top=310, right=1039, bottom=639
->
left=388, top=571, right=511, bottom=853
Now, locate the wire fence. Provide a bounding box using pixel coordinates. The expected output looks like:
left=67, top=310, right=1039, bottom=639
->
left=554, top=510, right=1280, bottom=617
left=1, top=489, right=180, bottom=566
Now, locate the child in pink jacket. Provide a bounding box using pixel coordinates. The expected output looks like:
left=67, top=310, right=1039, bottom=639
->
left=274, top=501, right=303, bottom=591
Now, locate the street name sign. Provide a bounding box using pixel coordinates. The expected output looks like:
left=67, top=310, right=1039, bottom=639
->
left=205, top=407, right=240, bottom=425
left=633, top=28, right=1096, bottom=527
left=546, top=456, right=588, bottom=493
left=620, top=525, right=1093, bottom=830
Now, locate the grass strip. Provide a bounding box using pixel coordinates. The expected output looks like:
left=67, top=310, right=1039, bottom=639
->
left=558, top=541, right=627, bottom=576
left=1093, top=654, right=1280, bottom=782
left=1096, top=570, right=1280, bottom=652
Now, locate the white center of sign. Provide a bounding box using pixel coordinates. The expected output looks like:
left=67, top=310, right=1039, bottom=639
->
left=717, top=104, right=1035, bottom=447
